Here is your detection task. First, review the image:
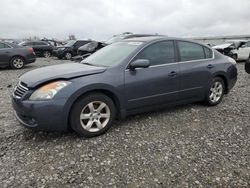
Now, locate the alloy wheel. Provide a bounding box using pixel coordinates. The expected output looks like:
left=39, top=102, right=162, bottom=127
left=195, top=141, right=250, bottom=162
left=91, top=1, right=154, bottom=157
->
left=209, top=81, right=223, bottom=103
left=12, top=58, right=24, bottom=69
left=44, top=51, right=51, bottom=58
left=65, top=53, right=72, bottom=60
left=80, top=101, right=111, bottom=132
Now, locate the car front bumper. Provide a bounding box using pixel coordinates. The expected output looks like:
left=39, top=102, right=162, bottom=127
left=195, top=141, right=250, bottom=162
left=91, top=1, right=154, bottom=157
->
left=12, top=97, right=69, bottom=131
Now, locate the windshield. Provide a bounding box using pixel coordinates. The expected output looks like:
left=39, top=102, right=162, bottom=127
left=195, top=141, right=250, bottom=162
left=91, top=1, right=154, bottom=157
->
left=82, top=41, right=143, bottom=67
left=65, top=40, right=76, bottom=47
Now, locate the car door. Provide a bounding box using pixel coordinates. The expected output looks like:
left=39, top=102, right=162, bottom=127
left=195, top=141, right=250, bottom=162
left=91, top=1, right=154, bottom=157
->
left=124, top=40, right=180, bottom=110
left=0, top=43, right=11, bottom=66
left=177, top=41, right=214, bottom=100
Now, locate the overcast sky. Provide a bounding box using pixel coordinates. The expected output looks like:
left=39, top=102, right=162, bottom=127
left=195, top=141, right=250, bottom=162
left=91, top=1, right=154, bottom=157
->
left=1, top=0, right=250, bottom=41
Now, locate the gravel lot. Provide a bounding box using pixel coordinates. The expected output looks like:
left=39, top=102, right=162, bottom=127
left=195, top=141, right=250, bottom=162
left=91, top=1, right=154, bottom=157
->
left=0, top=58, right=249, bottom=187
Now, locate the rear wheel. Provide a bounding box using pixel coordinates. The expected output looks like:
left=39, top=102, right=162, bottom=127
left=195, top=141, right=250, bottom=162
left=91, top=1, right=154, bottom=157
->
left=43, top=51, right=51, bottom=58
left=70, top=93, right=116, bottom=137
left=204, top=77, right=225, bottom=106
left=10, top=57, right=25, bottom=69
left=64, top=52, right=72, bottom=60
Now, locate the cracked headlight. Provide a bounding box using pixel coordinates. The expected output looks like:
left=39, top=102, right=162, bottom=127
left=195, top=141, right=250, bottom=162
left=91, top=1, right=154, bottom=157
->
left=29, top=81, right=71, bottom=100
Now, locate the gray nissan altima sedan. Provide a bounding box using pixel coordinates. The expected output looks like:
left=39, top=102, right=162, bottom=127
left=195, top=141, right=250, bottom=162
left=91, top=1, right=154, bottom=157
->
left=12, top=37, right=237, bottom=137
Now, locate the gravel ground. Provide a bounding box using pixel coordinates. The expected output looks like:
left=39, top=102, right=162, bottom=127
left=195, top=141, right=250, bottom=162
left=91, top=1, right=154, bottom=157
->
left=0, top=58, right=249, bottom=187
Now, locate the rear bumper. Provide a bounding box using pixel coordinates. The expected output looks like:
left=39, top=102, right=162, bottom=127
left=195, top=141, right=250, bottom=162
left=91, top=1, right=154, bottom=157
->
left=25, top=54, right=36, bottom=64
left=227, top=65, right=238, bottom=93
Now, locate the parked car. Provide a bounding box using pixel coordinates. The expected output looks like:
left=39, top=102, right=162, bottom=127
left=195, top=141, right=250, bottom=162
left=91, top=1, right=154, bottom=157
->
left=231, top=40, right=250, bottom=61
left=72, top=41, right=106, bottom=62
left=12, top=37, right=237, bottom=137
left=53, top=40, right=91, bottom=60
left=245, top=54, right=250, bottom=74
left=212, top=43, right=237, bottom=60
left=19, top=41, right=54, bottom=58
left=214, top=40, right=250, bottom=61
left=0, top=41, right=36, bottom=69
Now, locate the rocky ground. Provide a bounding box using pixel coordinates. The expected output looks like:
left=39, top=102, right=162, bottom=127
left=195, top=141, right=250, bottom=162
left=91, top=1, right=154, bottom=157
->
left=0, top=58, right=249, bottom=187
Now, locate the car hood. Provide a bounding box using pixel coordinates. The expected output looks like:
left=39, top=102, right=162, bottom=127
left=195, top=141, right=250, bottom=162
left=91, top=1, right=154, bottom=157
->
left=20, top=63, right=107, bottom=88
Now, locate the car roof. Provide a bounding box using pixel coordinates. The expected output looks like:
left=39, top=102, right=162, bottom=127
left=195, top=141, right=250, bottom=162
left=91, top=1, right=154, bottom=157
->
left=125, top=36, right=208, bottom=46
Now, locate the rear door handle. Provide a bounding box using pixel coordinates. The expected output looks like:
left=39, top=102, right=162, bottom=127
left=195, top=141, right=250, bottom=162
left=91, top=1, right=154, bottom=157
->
left=168, top=71, right=177, bottom=77
left=207, top=64, right=214, bottom=69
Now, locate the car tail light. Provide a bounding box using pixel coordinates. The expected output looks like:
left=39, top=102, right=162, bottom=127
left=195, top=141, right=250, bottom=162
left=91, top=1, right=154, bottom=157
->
left=28, top=47, right=34, bottom=53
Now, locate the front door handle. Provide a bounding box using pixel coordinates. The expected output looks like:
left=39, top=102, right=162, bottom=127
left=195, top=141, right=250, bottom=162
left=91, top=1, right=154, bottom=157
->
left=207, top=64, right=214, bottom=69
left=168, top=71, right=177, bottom=77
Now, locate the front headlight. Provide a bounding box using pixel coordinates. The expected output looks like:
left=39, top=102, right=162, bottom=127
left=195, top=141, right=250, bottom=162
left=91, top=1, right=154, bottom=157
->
left=29, top=81, right=71, bottom=100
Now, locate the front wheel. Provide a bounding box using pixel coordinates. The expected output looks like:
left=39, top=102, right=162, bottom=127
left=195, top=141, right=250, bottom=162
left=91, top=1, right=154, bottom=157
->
left=70, top=93, right=116, bottom=137
left=204, top=77, right=225, bottom=106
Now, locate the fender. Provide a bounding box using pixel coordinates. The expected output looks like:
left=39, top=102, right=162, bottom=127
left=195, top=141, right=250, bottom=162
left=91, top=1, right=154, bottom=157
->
left=62, top=83, right=125, bottom=126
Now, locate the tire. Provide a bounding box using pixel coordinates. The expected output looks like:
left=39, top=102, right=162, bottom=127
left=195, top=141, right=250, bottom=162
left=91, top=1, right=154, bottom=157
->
left=204, top=77, right=225, bottom=106
left=43, top=51, right=51, bottom=58
left=10, top=56, right=25, bottom=69
left=64, top=52, right=72, bottom=60
left=70, top=93, right=116, bottom=137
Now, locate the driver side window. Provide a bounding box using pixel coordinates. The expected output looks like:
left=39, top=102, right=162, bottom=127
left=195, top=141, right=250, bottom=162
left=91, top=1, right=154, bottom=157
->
left=135, top=41, right=176, bottom=66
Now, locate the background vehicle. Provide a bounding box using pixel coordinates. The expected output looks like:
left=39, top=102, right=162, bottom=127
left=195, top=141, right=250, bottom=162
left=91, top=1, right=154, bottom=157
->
left=72, top=41, right=106, bottom=62
left=53, top=40, right=91, bottom=60
left=12, top=37, right=237, bottom=137
left=230, top=40, right=250, bottom=61
left=0, top=41, right=36, bottom=69
left=213, top=40, right=250, bottom=61
left=212, top=43, right=237, bottom=60
left=19, top=41, right=54, bottom=58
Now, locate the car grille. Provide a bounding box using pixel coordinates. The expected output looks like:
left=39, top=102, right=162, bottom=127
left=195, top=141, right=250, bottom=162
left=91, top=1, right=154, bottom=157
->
left=14, top=82, right=29, bottom=99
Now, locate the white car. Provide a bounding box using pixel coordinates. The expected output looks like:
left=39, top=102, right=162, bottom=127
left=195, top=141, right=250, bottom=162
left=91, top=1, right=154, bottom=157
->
left=229, top=40, right=250, bottom=61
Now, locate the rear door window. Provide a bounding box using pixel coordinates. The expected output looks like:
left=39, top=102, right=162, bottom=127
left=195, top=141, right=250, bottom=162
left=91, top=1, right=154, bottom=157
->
left=178, top=41, right=205, bottom=61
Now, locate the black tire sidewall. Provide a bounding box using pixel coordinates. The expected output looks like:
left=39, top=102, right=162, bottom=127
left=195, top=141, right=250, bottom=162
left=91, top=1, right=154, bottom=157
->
left=10, top=57, right=24, bottom=69
left=70, top=93, right=116, bottom=137
left=205, top=77, right=225, bottom=106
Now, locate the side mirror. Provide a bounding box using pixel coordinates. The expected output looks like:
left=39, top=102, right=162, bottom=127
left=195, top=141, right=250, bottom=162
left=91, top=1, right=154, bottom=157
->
left=129, top=59, right=150, bottom=70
